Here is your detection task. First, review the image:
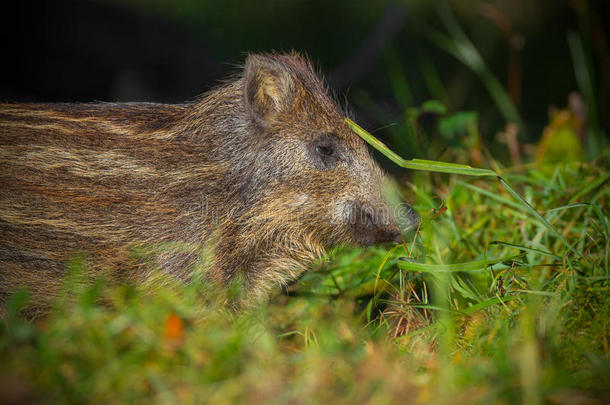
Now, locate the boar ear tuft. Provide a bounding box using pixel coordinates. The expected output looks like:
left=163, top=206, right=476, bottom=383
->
left=244, top=54, right=298, bottom=125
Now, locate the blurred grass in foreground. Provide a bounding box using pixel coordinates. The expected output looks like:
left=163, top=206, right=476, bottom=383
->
left=1, top=152, right=608, bottom=403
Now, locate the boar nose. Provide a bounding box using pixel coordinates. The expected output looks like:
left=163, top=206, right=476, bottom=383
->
left=373, top=225, right=403, bottom=244
left=351, top=203, right=403, bottom=245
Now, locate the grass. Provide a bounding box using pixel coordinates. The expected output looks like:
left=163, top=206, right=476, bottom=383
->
left=1, top=146, right=608, bottom=403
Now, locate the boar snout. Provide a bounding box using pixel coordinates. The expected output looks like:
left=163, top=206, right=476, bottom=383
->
left=349, top=202, right=403, bottom=245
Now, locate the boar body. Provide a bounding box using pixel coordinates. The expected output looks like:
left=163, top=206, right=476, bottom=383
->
left=0, top=53, right=403, bottom=309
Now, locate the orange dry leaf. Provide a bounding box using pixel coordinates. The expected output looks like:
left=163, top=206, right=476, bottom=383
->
left=164, top=313, right=184, bottom=341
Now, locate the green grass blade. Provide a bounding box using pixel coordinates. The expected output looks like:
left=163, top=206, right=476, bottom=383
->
left=488, top=241, right=560, bottom=259
left=545, top=203, right=597, bottom=213
left=397, top=255, right=522, bottom=273
left=462, top=295, right=520, bottom=315
left=457, top=180, right=525, bottom=212
left=384, top=46, right=413, bottom=107
left=345, top=118, right=496, bottom=177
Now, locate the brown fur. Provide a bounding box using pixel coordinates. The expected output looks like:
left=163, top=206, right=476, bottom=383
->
left=0, top=52, right=403, bottom=311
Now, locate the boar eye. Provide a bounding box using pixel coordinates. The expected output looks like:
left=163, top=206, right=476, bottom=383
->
left=309, top=134, right=341, bottom=169
left=316, top=145, right=335, bottom=157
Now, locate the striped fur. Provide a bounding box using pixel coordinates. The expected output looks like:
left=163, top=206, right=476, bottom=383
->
left=0, top=52, right=400, bottom=312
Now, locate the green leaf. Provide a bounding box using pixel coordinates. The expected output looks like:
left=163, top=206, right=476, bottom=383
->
left=439, top=111, right=478, bottom=140
left=421, top=99, right=447, bottom=115
left=345, top=118, right=496, bottom=177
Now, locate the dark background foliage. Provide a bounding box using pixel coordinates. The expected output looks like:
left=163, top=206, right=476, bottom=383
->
left=2, top=0, right=608, bottom=161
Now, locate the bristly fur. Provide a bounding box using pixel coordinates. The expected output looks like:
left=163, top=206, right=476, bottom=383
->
left=0, top=51, right=403, bottom=312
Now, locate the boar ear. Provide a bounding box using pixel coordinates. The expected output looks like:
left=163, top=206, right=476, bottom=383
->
left=243, top=54, right=298, bottom=125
